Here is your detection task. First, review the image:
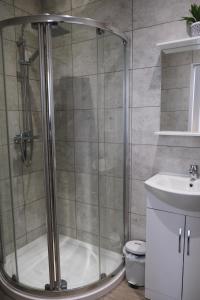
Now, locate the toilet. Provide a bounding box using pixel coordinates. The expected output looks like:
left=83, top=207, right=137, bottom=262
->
left=123, top=240, right=146, bottom=287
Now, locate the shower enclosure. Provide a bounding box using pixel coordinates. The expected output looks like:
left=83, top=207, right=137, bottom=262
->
left=0, top=15, right=128, bottom=299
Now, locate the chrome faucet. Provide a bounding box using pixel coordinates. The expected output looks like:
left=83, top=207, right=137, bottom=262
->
left=189, top=164, right=199, bottom=181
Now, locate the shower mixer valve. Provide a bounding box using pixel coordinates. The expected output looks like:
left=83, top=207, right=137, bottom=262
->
left=14, top=131, right=33, bottom=144
left=14, top=131, right=39, bottom=167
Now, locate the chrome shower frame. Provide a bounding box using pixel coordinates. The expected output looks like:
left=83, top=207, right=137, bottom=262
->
left=0, top=14, right=129, bottom=299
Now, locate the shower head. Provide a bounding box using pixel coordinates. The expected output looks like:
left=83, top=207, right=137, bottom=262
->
left=31, top=21, right=70, bottom=37
left=27, top=23, right=70, bottom=64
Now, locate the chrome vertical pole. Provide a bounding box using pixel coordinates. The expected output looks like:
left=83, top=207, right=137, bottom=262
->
left=38, top=23, right=61, bottom=291
left=123, top=40, right=130, bottom=242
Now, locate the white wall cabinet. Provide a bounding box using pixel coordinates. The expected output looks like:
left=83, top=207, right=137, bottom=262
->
left=145, top=208, right=200, bottom=300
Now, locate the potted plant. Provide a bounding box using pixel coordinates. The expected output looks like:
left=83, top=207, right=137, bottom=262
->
left=182, top=4, right=200, bottom=37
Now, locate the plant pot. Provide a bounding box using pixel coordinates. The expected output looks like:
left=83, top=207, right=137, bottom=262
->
left=191, top=21, right=200, bottom=37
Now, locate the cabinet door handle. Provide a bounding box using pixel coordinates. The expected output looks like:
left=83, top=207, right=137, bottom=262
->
left=178, top=228, right=182, bottom=253
left=187, top=229, right=191, bottom=256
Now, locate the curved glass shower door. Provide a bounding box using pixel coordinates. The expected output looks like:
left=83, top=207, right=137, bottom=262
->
left=0, top=15, right=128, bottom=294
left=97, top=28, right=126, bottom=278
left=52, top=23, right=101, bottom=289
left=52, top=23, right=126, bottom=289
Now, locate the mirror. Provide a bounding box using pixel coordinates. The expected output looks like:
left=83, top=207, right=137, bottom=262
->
left=160, top=49, right=200, bottom=132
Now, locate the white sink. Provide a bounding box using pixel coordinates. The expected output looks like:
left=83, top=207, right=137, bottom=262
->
left=145, top=173, right=200, bottom=211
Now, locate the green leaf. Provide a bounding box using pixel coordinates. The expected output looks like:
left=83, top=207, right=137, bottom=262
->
left=190, top=4, right=200, bottom=21
left=182, top=16, right=196, bottom=24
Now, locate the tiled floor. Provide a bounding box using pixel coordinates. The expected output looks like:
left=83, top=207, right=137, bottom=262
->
left=100, top=280, right=145, bottom=300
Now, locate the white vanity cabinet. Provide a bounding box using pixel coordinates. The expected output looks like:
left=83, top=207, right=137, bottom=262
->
left=182, top=216, right=200, bottom=300
left=145, top=209, right=184, bottom=300
left=145, top=208, right=200, bottom=300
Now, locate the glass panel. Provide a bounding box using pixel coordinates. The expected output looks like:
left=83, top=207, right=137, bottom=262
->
left=52, top=23, right=101, bottom=289
left=0, top=23, right=49, bottom=290
left=0, top=31, right=17, bottom=280
left=97, top=32, right=125, bottom=276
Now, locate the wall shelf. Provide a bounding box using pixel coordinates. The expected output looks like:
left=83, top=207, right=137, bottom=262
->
left=155, top=131, right=200, bottom=136
left=157, top=36, right=200, bottom=54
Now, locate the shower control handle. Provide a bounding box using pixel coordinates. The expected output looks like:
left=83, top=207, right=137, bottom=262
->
left=14, top=132, right=39, bottom=144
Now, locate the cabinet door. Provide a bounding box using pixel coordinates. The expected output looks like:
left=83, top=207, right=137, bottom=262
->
left=182, top=216, right=200, bottom=300
left=145, top=209, right=185, bottom=300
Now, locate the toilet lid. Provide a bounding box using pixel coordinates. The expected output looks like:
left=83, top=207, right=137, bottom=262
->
left=125, top=240, right=146, bottom=255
